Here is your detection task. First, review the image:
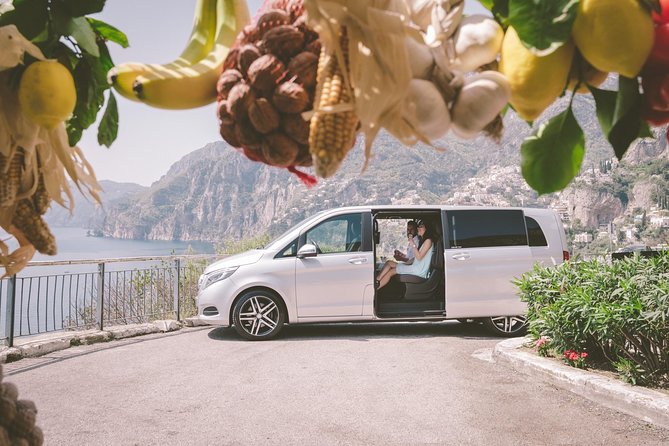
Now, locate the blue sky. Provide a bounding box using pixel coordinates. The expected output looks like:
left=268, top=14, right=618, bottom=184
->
left=85, top=0, right=488, bottom=186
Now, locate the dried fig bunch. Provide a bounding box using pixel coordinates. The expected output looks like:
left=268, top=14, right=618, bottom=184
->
left=217, top=0, right=320, bottom=182
left=0, top=364, right=44, bottom=446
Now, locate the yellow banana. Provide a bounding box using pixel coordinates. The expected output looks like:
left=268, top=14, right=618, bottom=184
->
left=132, top=0, right=250, bottom=109
left=107, top=0, right=218, bottom=101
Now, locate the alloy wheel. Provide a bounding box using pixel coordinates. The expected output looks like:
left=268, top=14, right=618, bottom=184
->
left=233, top=292, right=285, bottom=340
left=484, top=315, right=527, bottom=337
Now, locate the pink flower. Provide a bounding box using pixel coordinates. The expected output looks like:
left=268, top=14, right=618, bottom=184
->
left=535, top=338, right=546, bottom=348
left=581, top=352, right=588, bottom=359
left=569, top=353, right=579, bottom=361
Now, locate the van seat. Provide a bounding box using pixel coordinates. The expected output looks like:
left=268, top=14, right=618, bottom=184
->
left=397, top=238, right=444, bottom=301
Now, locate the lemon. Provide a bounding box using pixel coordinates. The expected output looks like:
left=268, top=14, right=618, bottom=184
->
left=18, top=60, right=76, bottom=129
left=499, top=26, right=574, bottom=121
left=572, top=0, right=654, bottom=78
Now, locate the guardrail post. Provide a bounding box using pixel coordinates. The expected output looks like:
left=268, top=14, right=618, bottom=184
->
left=96, top=262, right=105, bottom=331
left=4, top=275, right=17, bottom=348
left=173, top=258, right=180, bottom=321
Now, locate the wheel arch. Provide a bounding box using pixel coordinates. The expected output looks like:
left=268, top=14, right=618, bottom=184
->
left=229, top=286, right=290, bottom=326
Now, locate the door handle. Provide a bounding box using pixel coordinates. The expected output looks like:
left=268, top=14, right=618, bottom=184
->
left=348, top=257, right=368, bottom=264
left=451, top=253, right=470, bottom=260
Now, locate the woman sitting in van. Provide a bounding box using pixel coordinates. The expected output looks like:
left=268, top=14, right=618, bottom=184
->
left=376, top=220, right=434, bottom=289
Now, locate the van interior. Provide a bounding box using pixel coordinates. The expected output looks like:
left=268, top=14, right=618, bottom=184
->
left=373, top=210, right=446, bottom=319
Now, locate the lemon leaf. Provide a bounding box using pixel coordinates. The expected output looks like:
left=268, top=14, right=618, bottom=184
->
left=98, top=92, right=118, bottom=148
left=590, top=77, right=649, bottom=161
left=68, top=16, right=100, bottom=57
left=479, top=0, right=510, bottom=26
left=521, top=105, right=585, bottom=195
left=88, top=17, right=128, bottom=48
left=0, top=0, right=48, bottom=40
left=509, top=0, right=579, bottom=54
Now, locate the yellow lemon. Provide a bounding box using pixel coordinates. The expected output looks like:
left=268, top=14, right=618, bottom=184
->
left=18, top=60, right=76, bottom=129
left=499, top=26, right=574, bottom=121
left=572, top=0, right=654, bottom=78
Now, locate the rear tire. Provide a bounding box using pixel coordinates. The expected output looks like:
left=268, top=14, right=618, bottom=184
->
left=483, top=315, right=527, bottom=337
left=232, top=290, right=286, bottom=341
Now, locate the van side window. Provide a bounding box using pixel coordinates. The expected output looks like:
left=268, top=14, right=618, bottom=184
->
left=445, top=210, right=528, bottom=248
left=525, top=216, right=548, bottom=247
left=304, top=213, right=363, bottom=254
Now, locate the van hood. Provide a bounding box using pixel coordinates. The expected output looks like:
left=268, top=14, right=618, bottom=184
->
left=204, top=250, right=264, bottom=273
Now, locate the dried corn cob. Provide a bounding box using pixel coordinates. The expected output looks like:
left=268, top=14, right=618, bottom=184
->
left=11, top=199, right=56, bottom=255
left=308, top=28, right=358, bottom=178
left=0, top=150, right=24, bottom=208
left=32, top=153, right=50, bottom=217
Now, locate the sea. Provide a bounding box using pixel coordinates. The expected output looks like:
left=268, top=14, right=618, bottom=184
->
left=1, top=228, right=217, bottom=337
left=32, top=227, right=216, bottom=262
left=3, top=227, right=217, bottom=277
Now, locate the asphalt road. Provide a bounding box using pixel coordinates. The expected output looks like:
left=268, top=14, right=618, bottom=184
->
left=4, top=322, right=669, bottom=445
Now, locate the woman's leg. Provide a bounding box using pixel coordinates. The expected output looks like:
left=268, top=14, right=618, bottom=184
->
left=378, top=266, right=398, bottom=289
left=377, top=261, right=398, bottom=289
left=376, top=260, right=397, bottom=281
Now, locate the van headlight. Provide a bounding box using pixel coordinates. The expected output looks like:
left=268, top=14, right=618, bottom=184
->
left=199, top=266, right=239, bottom=291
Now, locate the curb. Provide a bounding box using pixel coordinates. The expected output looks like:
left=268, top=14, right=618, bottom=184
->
left=0, top=319, right=202, bottom=364
left=493, top=337, right=669, bottom=430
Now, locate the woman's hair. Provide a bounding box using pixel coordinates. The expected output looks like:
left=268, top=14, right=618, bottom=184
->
left=416, top=220, right=434, bottom=249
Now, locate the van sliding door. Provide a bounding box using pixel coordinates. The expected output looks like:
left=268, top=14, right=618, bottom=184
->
left=443, top=210, right=531, bottom=318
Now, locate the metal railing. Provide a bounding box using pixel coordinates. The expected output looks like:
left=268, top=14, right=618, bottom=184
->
left=0, top=254, right=221, bottom=347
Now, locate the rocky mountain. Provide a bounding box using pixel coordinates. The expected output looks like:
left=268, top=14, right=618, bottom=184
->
left=45, top=180, right=147, bottom=230
left=79, top=90, right=668, bottom=248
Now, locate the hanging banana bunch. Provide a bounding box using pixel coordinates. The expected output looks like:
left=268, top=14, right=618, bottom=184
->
left=108, top=0, right=251, bottom=109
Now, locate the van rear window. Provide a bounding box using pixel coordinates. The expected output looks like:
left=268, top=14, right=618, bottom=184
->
left=445, top=210, right=528, bottom=248
left=525, top=216, right=548, bottom=247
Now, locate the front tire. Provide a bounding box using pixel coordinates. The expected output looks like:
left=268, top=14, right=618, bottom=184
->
left=232, top=291, right=286, bottom=341
left=483, top=315, right=527, bottom=337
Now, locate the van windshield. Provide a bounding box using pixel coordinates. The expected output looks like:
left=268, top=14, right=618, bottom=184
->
left=264, top=211, right=327, bottom=250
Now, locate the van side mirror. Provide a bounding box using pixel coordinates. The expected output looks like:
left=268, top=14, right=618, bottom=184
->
left=297, top=244, right=318, bottom=258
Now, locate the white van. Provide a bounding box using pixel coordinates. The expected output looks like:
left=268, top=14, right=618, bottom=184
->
left=196, top=206, right=568, bottom=340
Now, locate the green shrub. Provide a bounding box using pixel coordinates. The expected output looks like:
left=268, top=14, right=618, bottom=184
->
left=516, top=252, right=669, bottom=388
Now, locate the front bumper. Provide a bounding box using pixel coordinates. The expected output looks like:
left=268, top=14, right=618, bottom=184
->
left=196, top=278, right=239, bottom=327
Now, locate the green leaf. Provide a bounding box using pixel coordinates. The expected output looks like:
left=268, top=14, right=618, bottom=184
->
left=492, top=0, right=509, bottom=17
left=59, top=0, right=106, bottom=17
left=589, top=86, right=616, bottom=135
left=67, top=53, right=108, bottom=145
left=521, top=105, right=585, bottom=194
left=0, top=0, right=49, bottom=40
left=589, top=77, right=649, bottom=160
left=97, top=92, right=118, bottom=147
left=508, top=0, right=579, bottom=54
left=639, top=121, right=653, bottom=139
left=68, top=16, right=100, bottom=57
left=88, top=17, right=129, bottom=48
left=96, top=38, right=115, bottom=73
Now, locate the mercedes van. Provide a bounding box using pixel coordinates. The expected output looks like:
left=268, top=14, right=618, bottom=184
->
left=196, top=206, right=569, bottom=340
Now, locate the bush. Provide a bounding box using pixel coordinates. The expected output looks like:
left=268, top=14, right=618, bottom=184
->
left=516, top=252, right=669, bottom=388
